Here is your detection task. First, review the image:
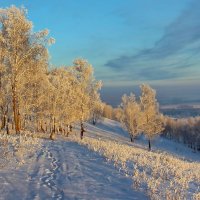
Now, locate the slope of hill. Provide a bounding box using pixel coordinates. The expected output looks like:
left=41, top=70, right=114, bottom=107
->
left=90, top=118, right=200, bottom=162
left=0, top=118, right=199, bottom=199
left=75, top=118, right=200, bottom=199
left=0, top=132, right=147, bottom=200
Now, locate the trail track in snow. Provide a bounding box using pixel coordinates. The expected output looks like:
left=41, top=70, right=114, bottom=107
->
left=1, top=118, right=199, bottom=199
left=0, top=138, right=147, bottom=200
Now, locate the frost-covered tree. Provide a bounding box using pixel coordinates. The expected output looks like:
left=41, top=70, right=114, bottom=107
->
left=91, top=100, right=103, bottom=125
left=0, top=6, right=54, bottom=134
left=72, top=58, right=102, bottom=138
left=73, top=58, right=101, bottom=122
left=0, top=31, right=10, bottom=132
left=48, top=67, right=78, bottom=139
left=163, top=116, right=200, bottom=151
left=19, top=41, right=51, bottom=132
left=72, top=59, right=93, bottom=123
left=102, top=103, right=113, bottom=119
left=0, top=6, right=102, bottom=140
left=121, top=93, right=142, bottom=142
left=89, top=81, right=103, bottom=125
left=46, top=59, right=102, bottom=139
left=139, top=84, right=164, bottom=150
left=113, top=107, right=123, bottom=122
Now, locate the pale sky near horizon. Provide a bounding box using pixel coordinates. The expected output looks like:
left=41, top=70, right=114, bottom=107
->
left=1, top=0, right=200, bottom=104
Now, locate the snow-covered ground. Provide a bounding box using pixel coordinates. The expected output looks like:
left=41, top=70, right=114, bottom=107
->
left=76, top=118, right=200, bottom=199
left=88, top=118, right=200, bottom=162
left=0, top=133, right=147, bottom=200
left=0, top=118, right=199, bottom=199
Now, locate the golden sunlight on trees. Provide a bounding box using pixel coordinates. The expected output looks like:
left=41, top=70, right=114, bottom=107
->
left=139, top=84, right=164, bottom=150
left=121, top=93, right=142, bottom=142
left=120, top=84, right=164, bottom=150
left=1, top=5, right=194, bottom=153
left=0, top=6, right=102, bottom=139
left=0, top=6, right=54, bottom=134
left=73, top=58, right=102, bottom=124
left=163, top=116, right=200, bottom=151
left=102, top=103, right=113, bottom=119
left=0, top=5, right=199, bottom=199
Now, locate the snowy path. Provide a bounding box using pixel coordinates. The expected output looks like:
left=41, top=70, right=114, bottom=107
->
left=0, top=139, right=147, bottom=200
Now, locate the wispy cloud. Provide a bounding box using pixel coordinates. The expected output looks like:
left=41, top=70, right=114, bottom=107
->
left=105, top=0, right=200, bottom=81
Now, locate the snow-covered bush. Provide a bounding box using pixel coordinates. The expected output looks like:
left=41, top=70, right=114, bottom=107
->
left=0, top=132, right=41, bottom=168
left=163, top=116, right=200, bottom=151
left=74, top=136, right=200, bottom=199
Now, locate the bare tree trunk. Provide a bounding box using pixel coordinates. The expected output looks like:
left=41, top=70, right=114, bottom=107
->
left=41, top=122, right=45, bottom=133
left=0, top=76, right=4, bottom=129
left=1, top=113, right=6, bottom=129
left=23, top=114, right=26, bottom=130
left=50, top=117, right=56, bottom=140
left=129, top=134, right=134, bottom=142
left=45, top=122, right=48, bottom=132
left=12, top=120, right=14, bottom=130
left=66, top=125, right=69, bottom=137
left=92, top=113, right=96, bottom=125
left=36, top=120, right=39, bottom=132
left=69, top=124, right=72, bottom=132
left=18, top=111, right=21, bottom=130
left=1, top=105, right=8, bottom=129
left=6, top=117, right=9, bottom=135
left=12, top=85, right=20, bottom=134
left=80, top=122, right=85, bottom=140
left=53, top=117, right=56, bottom=133
left=148, top=139, right=151, bottom=151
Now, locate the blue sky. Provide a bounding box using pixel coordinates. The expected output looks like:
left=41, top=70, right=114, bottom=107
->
left=1, top=0, right=200, bottom=104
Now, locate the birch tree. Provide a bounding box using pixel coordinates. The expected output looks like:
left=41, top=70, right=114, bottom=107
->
left=73, top=58, right=101, bottom=122
left=121, top=93, right=142, bottom=142
left=140, top=84, right=164, bottom=150
left=72, top=58, right=102, bottom=138
left=0, top=32, right=10, bottom=132
left=48, top=67, right=78, bottom=139
left=0, top=6, right=54, bottom=134
left=102, top=103, right=113, bottom=119
left=113, top=107, right=123, bottom=122
left=89, top=81, right=103, bottom=125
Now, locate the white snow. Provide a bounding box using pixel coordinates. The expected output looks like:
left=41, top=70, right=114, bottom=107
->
left=87, top=118, right=200, bottom=162
left=0, top=118, right=199, bottom=199
left=0, top=134, right=147, bottom=200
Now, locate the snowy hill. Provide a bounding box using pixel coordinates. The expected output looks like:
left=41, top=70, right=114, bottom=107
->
left=91, top=118, right=200, bottom=162
left=0, top=118, right=199, bottom=199
left=0, top=140, right=146, bottom=200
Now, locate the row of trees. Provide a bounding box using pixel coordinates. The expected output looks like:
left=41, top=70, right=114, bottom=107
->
left=1, top=6, right=198, bottom=152
left=120, top=84, right=164, bottom=150
left=102, top=104, right=114, bottom=119
left=0, top=6, right=103, bottom=138
left=163, top=116, right=200, bottom=151
left=101, top=85, right=164, bottom=150
left=102, top=86, right=200, bottom=152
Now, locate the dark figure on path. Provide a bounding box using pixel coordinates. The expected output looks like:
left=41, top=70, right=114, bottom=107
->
left=80, top=123, right=85, bottom=140
left=69, top=124, right=73, bottom=132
